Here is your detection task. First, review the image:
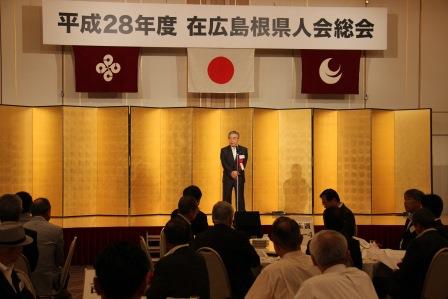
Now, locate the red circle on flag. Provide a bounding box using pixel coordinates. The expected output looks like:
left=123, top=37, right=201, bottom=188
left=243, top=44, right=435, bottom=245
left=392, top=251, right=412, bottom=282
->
left=207, top=56, right=234, bottom=84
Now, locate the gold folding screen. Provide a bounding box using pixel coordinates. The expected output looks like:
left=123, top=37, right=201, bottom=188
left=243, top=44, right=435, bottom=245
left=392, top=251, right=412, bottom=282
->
left=32, top=107, right=62, bottom=216
left=392, top=110, right=432, bottom=212
left=0, top=106, right=33, bottom=196
left=130, top=108, right=254, bottom=223
left=314, top=109, right=431, bottom=214
left=0, top=105, right=431, bottom=227
left=62, top=107, right=129, bottom=227
left=279, top=110, right=313, bottom=214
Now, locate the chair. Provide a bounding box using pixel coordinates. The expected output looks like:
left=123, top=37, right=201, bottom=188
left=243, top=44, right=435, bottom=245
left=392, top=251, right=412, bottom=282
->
left=159, top=227, right=167, bottom=257
left=421, top=247, right=448, bottom=299
left=16, top=268, right=37, bottom=299
left=197, top=247, right=232, bottom=299
left=39, top=236, right=77, bottom=299
left=139, top=235, right=154, bottom=271
left=15, top=253, right=32, bottom=276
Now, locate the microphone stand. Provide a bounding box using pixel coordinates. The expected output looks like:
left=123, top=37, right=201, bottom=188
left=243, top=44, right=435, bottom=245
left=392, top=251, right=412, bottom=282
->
left=236, top=151, right=239, bottom=212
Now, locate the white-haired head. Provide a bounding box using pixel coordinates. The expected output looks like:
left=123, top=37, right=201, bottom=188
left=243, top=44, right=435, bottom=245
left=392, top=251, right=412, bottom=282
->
left=309, top=230, right=348, bottom=271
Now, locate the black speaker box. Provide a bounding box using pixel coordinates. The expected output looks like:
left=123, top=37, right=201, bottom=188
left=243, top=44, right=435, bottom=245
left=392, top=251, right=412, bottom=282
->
left=234, top=211, right=263, bottom=238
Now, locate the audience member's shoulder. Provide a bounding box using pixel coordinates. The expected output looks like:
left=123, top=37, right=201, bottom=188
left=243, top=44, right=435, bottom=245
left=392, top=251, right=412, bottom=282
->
left=23, top=227, right=37, bottom=237
left=171, top=209, right=179, bottom=219
left=196, top=210, right=207, bottom=219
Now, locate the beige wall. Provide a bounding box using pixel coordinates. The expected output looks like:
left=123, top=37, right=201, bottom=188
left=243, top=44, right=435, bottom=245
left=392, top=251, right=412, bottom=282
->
left=1, top=0, right=447, bottom=214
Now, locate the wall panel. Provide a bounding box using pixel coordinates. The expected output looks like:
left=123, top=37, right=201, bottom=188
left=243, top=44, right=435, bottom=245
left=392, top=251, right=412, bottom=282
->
left=394, top=110, right=432, bottom=211
left=0, top=106, right=33, bottom=195
left=253, top=109, right=279, bottom=212
left=372, top=110, right=395, bottom=213
left=130, top=108, right=162, bottom=215
left=1, top=1, right=62, bottom=105
left=337, top=110, right=372, bottom=213
left=160, top=109, right=193, bottom=213
left=313, top=110, right=338, bottom=213
left=97, top=108, right=128, bottom=215
left=192, top=109, right=221, bottom=213
left=63, top=107, right=98, bottom=216
left=279, top=109, right=312, bottom=213
left=32, top=107, right=63, bottom=216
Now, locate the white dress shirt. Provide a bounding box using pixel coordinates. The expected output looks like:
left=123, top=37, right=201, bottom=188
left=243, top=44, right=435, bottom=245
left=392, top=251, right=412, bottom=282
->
left=294, top=264, right=378, bottom=299
left=246, top=250, right=319, bottom=299
left=232, top=146, right=237, bottom=160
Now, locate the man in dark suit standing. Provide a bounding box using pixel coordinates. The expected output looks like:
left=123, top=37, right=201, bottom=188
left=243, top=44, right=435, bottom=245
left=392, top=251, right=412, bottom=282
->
left=220, top=130, right=248, bottom=211
left=192, top=201, right=260, bottom=299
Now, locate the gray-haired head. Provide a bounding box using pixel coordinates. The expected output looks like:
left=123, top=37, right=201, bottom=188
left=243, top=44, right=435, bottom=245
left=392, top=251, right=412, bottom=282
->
left=228, top=130, right=240, bottom=138
left=212, top=201, right=234, bottom=226
left=309, top=230, right=348, bottom=269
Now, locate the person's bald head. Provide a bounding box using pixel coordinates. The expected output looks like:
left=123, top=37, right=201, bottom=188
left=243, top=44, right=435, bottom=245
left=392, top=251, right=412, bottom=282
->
left=309, top=230, right=348, bottom=271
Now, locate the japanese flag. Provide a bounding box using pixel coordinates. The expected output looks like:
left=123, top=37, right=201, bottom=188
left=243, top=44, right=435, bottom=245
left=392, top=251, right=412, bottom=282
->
left=188, top=48, right=254, bottom=93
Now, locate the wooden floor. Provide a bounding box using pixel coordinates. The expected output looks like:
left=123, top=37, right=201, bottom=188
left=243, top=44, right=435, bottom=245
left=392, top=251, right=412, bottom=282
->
left=68, top=266, right=86, bottom=299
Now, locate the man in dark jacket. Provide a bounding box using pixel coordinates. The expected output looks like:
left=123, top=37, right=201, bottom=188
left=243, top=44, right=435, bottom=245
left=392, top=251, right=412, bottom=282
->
left=320, top=189, right=356, bottom=237
left=148, top=218, right=209, bottom=299
left=220, top=130, right=248, bottom=211
left=171, top=185, right=209, bottom=235
left=399, top=189, right=425, bottom=250
left=192, top=201, right=260, bottom=299
left=385, top=208, right=448, bottom=299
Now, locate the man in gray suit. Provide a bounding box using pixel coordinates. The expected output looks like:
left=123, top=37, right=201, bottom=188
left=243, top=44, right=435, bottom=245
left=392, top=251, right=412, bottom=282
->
left=23, top=198, right=64, bottom=296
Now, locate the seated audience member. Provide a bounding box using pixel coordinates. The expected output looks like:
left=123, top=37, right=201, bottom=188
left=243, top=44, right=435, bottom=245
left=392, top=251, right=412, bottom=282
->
left=320, top=188, right=356, bottom=237
left=23, top=198, right=64, bottom=296
left=295, top=230, right=378, bottom=299
left=0, top=194, right=38, bottom=272
left=170, top=195, right=199, bottom=238
left=193, top=201, right=260, bottom=299
left=385, top=208, right=448, bottom=299
left=422, top=193, right=448, bottom=240
left=400, top=189, right=425, bottom=250
left=94, top=242, right=150, bottom=299
left=147, top=218, right=209, bottom=299
left=0, top=223, right=35, bottom=299
left=183, top=185, right=209, bottom=234
left=246, top=217, right=319, bottom=299
left=171, top=185, right=209, bottom=235
left=323, top=206, right=362, bottom=269
left=16, top=191, right=33, bottom=224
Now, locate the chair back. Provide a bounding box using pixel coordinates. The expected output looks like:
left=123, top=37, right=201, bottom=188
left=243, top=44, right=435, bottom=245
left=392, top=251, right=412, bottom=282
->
left=160, top=227, right=167, bottom=257
left=197, top=247, right=231, bottom=299
left=58, top=236, right=77, bottom=292
left=15, top=253, right=31, bottom=276
left=421, top=247, right=448, bottom=299
left=15, top=269, right=37, bottom=299
left=139, top=235, right=154, bottom=271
